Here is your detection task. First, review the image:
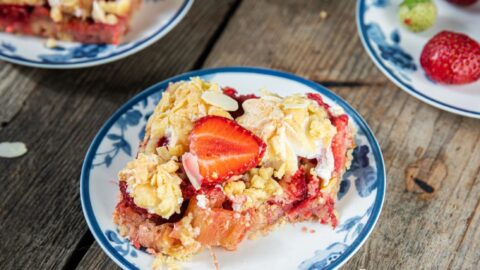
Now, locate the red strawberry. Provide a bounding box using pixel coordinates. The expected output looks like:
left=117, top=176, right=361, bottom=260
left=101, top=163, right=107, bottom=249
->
left=420, top=31, right=480, bottom=84
left=182, top=116, right=266, bottom=187
left=446, top=0, right=478, bottom=6
left=330, top=114, right=351, bottom=176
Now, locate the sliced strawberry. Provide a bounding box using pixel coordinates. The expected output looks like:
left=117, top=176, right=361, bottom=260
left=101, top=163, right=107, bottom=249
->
left=330, top=114, right=351, bottom=176
left=187, top=198, right=249, bottom=250
left=184, top=116, right=266, bottom=185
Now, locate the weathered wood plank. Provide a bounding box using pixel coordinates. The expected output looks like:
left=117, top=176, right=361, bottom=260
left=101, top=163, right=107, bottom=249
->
left=0, top=1, right=237, bottom=269
left=202, top=0, right=480, bottom=269
left=77, top=242, right=118, bottom=270
left=0, top=66, right=40, bottom=128
left=204, top=0, right=386, bottom=84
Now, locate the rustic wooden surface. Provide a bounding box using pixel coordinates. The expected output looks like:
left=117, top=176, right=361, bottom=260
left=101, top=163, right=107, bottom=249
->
left=1, top=0, right=479, bottom=269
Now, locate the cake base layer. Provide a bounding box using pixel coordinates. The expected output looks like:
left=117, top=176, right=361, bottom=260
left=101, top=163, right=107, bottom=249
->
left=0, top=4, right=131, bottom=44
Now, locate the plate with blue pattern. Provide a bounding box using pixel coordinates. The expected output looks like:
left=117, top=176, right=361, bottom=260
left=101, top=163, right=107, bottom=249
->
left=357, top=0, right=480, bottom=118
left=80, top=67, right=386, bottom=269
left=0, top=0, right=193, bottom=69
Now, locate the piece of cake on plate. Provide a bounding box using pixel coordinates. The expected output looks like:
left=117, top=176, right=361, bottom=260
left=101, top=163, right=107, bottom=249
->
left=113, top=78, right=356, bottom=267
left=0, top=0, right=141, bottom=44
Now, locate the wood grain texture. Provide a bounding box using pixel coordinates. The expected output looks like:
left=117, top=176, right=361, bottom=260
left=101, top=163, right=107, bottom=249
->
left=0, top=65, right=40, bottom=128
left=2, top=0, right=479, bottom=269
left=0, top=0, right=237, bottom=269
left=77, top=242, right=118, bottom=270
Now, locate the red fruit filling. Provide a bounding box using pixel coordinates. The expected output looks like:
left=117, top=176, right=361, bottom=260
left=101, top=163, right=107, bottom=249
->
left=156, top=136, right=169, bottom=148
left=0, top=4, right=128, bottom=44
left=330, top=114, right=351, bottom=176
left=307, top=93, right=330, bottom=111
left=187, top=197, right=250, bottom=250
left=222, top=87, right=259, bottom=118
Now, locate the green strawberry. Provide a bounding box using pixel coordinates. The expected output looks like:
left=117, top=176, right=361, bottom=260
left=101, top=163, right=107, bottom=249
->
left=398, top=0, right=437, bottom=32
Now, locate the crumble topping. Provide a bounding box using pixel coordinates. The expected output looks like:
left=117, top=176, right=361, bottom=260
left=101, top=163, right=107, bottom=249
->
left=224, top=167, right=283, bottom=212
left=113, top=78, right=357, bottom=268
left=237, top=91, right=337, bottom=179
left=118, top=153, right=183, bottom=219
left=6, top=0, right=135, bottom=25
left=140, top=78, right=235, bottom=155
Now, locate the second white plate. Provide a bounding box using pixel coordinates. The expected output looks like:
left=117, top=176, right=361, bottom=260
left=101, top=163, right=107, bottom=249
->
left=357, top=0, right=480, bottom=118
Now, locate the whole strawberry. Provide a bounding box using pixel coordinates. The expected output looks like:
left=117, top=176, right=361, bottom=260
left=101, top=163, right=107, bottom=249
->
left=420, top=31, right=480, bottom=84
left=398, top=0, right=437, bottom=32
left=446, top=0, right=478, bottom=6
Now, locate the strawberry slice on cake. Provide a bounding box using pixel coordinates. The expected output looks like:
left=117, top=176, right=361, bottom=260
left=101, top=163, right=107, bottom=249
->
left=183, top=115, right=266, bottom=188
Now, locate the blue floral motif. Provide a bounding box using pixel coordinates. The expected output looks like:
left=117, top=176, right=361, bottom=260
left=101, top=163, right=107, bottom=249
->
left=337, top=179, right=350, bottom=201
left=372, top=0, right=389, bottom=7
left=336, top=206, right=372, bottom=242
left=365, top=22, right=416, bottom=80
left=300, top=243, right=348, bottom=270
left=0, top=41, right=30, bottom=61
left=105, top=230, right=139, bottom=258
left=341, top=145, right=377, bottom=198
left=299, top=206, right=373, bottom=270
left=338, top=144, right=377, bottom=199
left=38, top=44, right=111, bottom=63
left=93, top=109, right=142, bottom=168
left=0, top=42, right=16, bottom=53
left=138, top=112, right=152, bottom=141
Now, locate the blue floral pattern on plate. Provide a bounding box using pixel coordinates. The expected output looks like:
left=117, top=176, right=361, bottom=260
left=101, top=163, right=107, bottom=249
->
left=92, top=109, right=141, bottom=168
left=299, top=206, right=373, bottom=270
left=105, top=230, right=139, bottom=258
left=365, top=22, right=416, bottom=82
left=38, top=44, right=111, bottom=63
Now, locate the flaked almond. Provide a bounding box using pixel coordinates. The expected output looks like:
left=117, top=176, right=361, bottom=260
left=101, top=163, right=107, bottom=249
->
left=283, top=102, right=309, bottom=109
left=182, top=152, right=203, bottom=190
left=201, top=91, right=238, bottom=111
left=0, top=142, right=27, bottom=158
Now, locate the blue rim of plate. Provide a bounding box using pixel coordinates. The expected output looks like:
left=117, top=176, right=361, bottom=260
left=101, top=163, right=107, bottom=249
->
left=80, top=66, right=386, bottom=270
left=356, top=0, right=480, bottom=118
left=0, top=0, right=193, bottom=69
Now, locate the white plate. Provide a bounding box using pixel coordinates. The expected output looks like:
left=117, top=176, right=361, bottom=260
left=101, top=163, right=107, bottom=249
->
left=357, top=0, right=480, bottom=118
left=0, top=0, right=193, bottom=69
left=80, top=67, right=386, bottom=270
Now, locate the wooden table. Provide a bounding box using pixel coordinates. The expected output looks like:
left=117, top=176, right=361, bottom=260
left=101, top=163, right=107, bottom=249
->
left=1, top=0, right=479, bottom=269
